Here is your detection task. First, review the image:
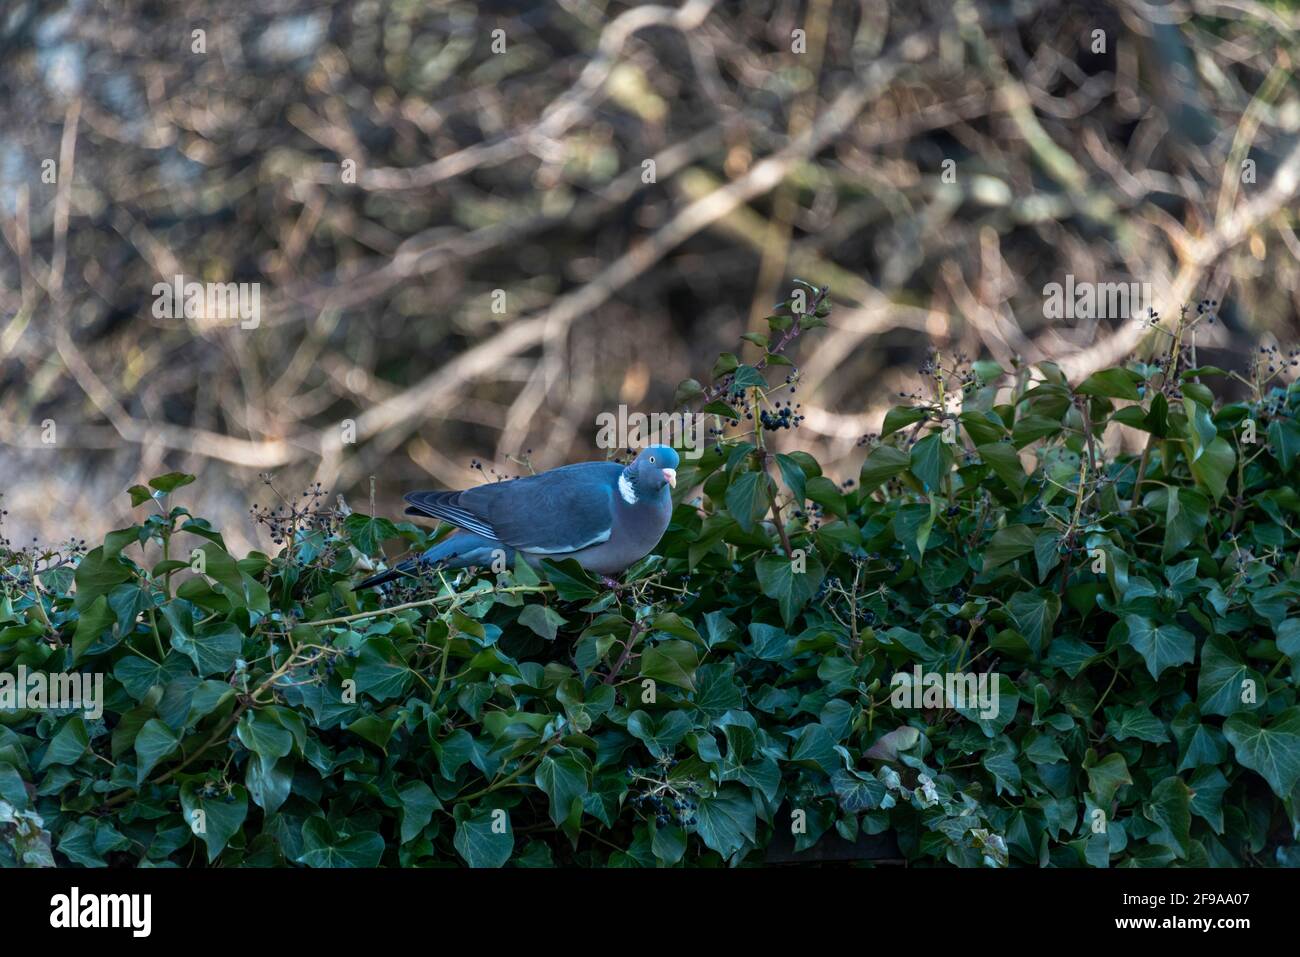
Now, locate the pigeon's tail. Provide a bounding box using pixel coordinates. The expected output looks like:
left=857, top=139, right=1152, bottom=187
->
left=353, top=566, right=408, bottom=590
left=353, top=530, right=510, bottom=590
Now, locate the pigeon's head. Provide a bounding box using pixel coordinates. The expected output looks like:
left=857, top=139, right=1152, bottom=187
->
left=628, top=445, right=679, bottom=493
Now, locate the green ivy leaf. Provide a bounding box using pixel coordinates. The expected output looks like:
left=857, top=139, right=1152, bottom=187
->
left=298, top=816, right=385, bottom=867
left=1197, top=635, right=1263, bottom=716
left=398, top=780, right=439, bottom=844
left=983, top=525, right=1037, bottom=571
left=1007, top=590, right=1060, bottom=657
left=1085, top=752, right=1132, bottom=806
left=694, top=785, right=756, bottom=859
left=148, top=472, right=197, bottom=494
left=1124, top=615, right=1195, bottom=679
left=171, top=620, right=242, bottom=677
left=1076, top=368, right=1142, bottom=400
left=134, top=719, right=181, bottom=784
left=1269, top=418, right=1300, bottom=472
left=858, top=445, right=910, bottom=494
left=725, top=470, right=772, bottom=534
left=180, top=782, right=249, bottom=862
left=453, top=808, right=514, bottom=868
left=627, top=710, right=693, bottom=759
left=1223, top=708, right=1300, bottom=799
left=640, top=640, right=700, bottom=692
left=755, top=554, right=825, bottom=627
left=71, top=595, right=115, bottom=664
left=909, top=434, right=954, bottom=492
left=1144, top=776, right=1191, bottom=859
left=881, top=405, right=926, bottom=438
left=39, top=715, right=89, bottom=770
left=534, top=753, right=590, bottom=826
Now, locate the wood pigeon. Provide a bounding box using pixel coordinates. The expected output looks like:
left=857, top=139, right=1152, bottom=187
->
left=356, top=445, right=680, bottom=589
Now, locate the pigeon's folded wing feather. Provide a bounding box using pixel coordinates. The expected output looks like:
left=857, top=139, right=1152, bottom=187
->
left=446, top=461, right=621, bottom=554
left=403, top=491, right=500, bottom=540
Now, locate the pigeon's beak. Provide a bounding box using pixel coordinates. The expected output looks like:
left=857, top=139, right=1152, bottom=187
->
left=662, top=468, right=677, bottom=488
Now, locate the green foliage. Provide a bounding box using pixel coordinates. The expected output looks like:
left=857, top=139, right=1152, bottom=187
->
left=3, top=295, right=1300, bottom=867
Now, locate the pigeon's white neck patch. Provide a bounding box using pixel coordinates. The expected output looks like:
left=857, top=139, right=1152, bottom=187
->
left=618, top=472, right=638, bottom=505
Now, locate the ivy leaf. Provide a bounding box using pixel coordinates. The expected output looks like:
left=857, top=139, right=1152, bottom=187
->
left=893, top=502, right=937, bottom=566
left=639, top=640, right=700, bottom=692
left=978, top=442, right=1026, bottom=497
left=673, top=378, right=704, bottom=407
left=343, top=513, right=400, bottom=555
left=830, top=769, right=886, bottom=812
left=731, top=365, right=767, bottom=390
left=755, top=554, right=825, bottom=627
left=148, top=472, right=197, bottom=494
left=194, top=541, right=245, bottom=596
left=1144, top=776, right=1191, bottom=859
left=983, top=525, right=1037, bottom=571
left=909, top=434, right=954, bottom=492
left=72, top=546, right=133, bottom=611
left=1197, top=634, right=1262, bottom=716
left=627, top=710, right=693, bottom=759
left=1124, top=615, right=1194, bottom=679
left=1269, top=418, right=1300, bottom=473
left=237, top=709, right=293, bottom=762
left=1105, top=708, right=1168, bottom=744
left=1188, top=436, right=1234, bottom=501
left=651, top=824, right=687, bottom=865
left=1007, top=590, right=1060, bottom=657
left=298, top=816, right=385, bottom=867
left=1085, top=752, right=1132, bottom=806
left=694, top=785, right=756, bottom=859
left=246, top=756, right=294, bottom=817
left=171, top=620, right=242, bottom=676
left=71, top=595, right=115, bottom=664
left=1161, top=488, right=1209, bottom=560
left=533, top=753, right=589, bottom=826
left=39, top=715, right=89, bottom=770
left=788, top=724, right=838, bottom=773
left=517, top=603, right=567, bottom=641
left=1223, top=708, right=1300, bottom=798
left=775, top=452, right=809, bottom=503
left=180, top=782, right=249, bottom=863
left=134, top=719, right=181, bottom=784
left=858, top=445, right=910, bottom=493
left=453, top=808, right=514, bottom=868
left=114, top=652, right=193, bottom=700
left=126, top=485, right=154, bottom=507
left=725, top=470, right=773, bottom=534
left=1077, top=368, right=1142, bottom=400
left=398, top=781, right=439, bottom=844
left=804, top=476, right=846, bottom=518
left=881, top=405, right=926, bottom=437
left=539, top=559, right=600, bottom=601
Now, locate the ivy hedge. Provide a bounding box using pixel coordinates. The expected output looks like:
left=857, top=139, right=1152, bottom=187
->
left=3, top=290, right=1300, bottom=867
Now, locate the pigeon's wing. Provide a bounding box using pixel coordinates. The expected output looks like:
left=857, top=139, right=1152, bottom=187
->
left=449, top=461, right=622, bottom=555
left=403, top=491, right=500, bottom=540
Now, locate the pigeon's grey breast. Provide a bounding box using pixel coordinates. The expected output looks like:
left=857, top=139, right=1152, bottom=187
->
left=564, top=482, right=672, bottom=574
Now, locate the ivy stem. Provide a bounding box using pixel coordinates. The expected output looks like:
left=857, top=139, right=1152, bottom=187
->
left=305, top=584, right=555, bottom=628
left=604, top=620, right=644, bottom=685
left=757, top=449, right=794, bottom=558
left=456, top=738, right=560, bottom=804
